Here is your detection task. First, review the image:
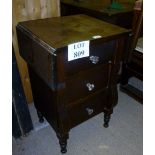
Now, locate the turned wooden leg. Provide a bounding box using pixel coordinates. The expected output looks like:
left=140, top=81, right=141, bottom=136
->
left=37, top=110, right=44, bottom=123
left=57, top=133, right=69, bottom=154
left=103, top=113, right=111, bottom=128
left=59, top=138, right=67, bottom=154
left=120, top=63, right=131, bottom=86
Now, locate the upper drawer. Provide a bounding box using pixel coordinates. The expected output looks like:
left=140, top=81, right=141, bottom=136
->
left=58, top=39, right=116, bottom=77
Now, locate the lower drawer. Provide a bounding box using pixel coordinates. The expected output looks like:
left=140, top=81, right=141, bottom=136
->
left=67, top=89, right=107, bottom=128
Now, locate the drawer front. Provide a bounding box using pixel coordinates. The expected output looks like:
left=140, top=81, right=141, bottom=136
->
left=65, top=63, right=110, bottom=103
left=67, top=90, right=107, bottom=128
left=59, top=40, right=115, bottom=76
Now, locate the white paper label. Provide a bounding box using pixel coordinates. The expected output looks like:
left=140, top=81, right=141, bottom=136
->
left=92, top=35, right=102, bottom=39
left=68, top=41, right=90, bottom=61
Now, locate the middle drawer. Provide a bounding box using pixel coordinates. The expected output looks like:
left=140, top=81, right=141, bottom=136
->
left=64, top=63, right=110, bottom=104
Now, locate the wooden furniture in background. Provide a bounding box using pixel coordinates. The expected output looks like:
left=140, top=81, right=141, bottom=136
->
left=60, top=0, right=135, bottom=29
left=120, top=1, right=143, bottom=103
left=12, top=0, right=60, bottom=103
left=17, top=14, right=130, bottom=153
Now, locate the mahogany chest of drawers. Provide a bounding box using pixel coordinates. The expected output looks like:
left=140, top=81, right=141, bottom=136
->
left=17, top=14, right=130, bottom=153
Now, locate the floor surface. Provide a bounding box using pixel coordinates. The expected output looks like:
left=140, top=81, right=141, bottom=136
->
left=12, top=89, right=143, bottom=155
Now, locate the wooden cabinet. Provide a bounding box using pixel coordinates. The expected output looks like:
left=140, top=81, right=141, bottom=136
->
left=120, top=3, right=143, bottom=103
left=60, top=0, right=134, bottom=29
left=17, top=14, right=130, bottom=153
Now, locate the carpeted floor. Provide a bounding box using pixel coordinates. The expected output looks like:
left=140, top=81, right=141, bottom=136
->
left=12, top=89, right=143, bottom=155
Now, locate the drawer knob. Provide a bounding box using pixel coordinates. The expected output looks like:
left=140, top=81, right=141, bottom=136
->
left=89, top=56, right=99, bottom=64
left=86, top=83, right=95, bottom=91
left=86, top=108, right=94, bottom=115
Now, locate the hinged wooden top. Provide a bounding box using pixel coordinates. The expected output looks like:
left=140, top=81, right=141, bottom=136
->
left=17, top=14, right=130, bottom=50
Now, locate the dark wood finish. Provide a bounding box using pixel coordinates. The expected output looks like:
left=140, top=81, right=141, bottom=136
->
left=65, top=64, right=110, bottom=103
left=120, top=83, right=143, bottom=103
left=17, top=14, right=130, bottom=153
left=60, top=40, right=116, bottom=76
left=68, top=89, right=107, bottom=127
left=37, top=110, right=44, bottom=123
left=120, top=50, right=143, bottom=103
left=60, top=0, right=134, bottom=84
left=61, top=0, right=134, bottom=29
left=120, top=4, right=143, bottom=103
left=57, top=133, right=69, bottom=153
left=103, top=112, right=111, bottom=128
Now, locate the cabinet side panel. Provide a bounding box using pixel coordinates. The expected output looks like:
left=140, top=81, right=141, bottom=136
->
left=17, top=27, right=55, bottom=89
left=28, top=66, right=58, bottom=131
